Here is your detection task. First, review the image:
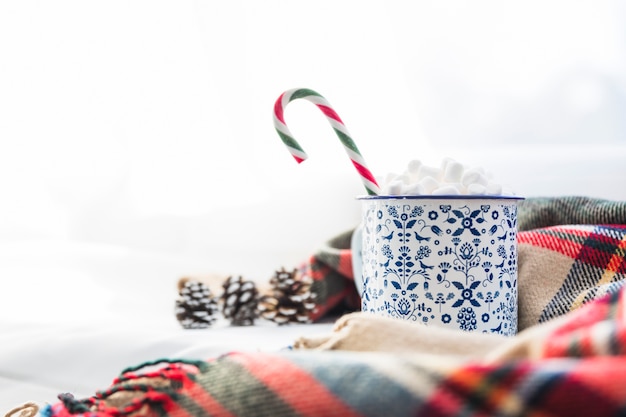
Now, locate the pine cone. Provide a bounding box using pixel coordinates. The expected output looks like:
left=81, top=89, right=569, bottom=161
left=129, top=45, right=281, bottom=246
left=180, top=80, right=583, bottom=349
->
left=220, top=275, right=259, bottom=326
left=258, top=267, right=316, bottom=325
left=175, top=278, right=219, bottom=329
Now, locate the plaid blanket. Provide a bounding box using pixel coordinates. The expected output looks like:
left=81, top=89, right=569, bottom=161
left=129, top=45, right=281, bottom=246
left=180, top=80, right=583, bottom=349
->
left=42, top=287, right=626, bottom=416
left=32, top=196, right=626, bottom=417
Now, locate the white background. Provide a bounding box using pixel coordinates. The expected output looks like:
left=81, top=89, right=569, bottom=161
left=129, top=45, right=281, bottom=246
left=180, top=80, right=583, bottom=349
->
left=0, top=0, right=625, bottom=279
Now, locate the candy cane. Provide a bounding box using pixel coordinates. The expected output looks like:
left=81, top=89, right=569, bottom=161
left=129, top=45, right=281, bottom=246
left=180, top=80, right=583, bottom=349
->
left=273, top=88, right=381, bottom=196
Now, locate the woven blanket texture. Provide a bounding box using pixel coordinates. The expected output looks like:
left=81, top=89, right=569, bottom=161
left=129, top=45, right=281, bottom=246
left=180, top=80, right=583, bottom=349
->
left=30, top=196, right=626, bottom=417
left=41, top=288, right=626, bottom=417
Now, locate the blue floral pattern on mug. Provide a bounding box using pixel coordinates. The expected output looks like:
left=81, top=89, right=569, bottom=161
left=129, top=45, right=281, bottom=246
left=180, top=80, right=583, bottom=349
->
left=360, top=197, right=520, bottom=336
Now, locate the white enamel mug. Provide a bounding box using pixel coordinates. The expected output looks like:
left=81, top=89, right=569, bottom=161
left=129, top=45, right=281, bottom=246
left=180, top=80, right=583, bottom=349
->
left=353, top=195, right=523, bottom=336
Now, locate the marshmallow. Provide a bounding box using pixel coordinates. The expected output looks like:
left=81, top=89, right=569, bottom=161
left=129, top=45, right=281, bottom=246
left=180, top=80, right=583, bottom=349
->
left=467, top=183, right=487, bottom=195
left=395, top=173, right=411, bottom=184
left=380, top=158, right=512, bottom=197
left=443, top=161, right=464, bottom=183
left=387, top=180, right=404, bottom=195
left=403, top=183, right=425, bottom=196
left=461, top=169, right=488, bottom=187
left=417, top=165, right=442, bottom=182
left=439, top=157, right=455, bottom=171
left=418, top=176, right=440, bottom=194
left=486, top=182, right=503, bottom=195
left=407, top=159, right=422, bottom=175
left=432, top=185, right=461, bottom=195
left=384, top=172, right=399, bottom=185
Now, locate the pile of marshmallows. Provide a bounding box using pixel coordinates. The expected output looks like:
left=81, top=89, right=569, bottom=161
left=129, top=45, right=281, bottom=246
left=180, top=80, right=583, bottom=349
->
left=378, top=158, right=514, bottom=196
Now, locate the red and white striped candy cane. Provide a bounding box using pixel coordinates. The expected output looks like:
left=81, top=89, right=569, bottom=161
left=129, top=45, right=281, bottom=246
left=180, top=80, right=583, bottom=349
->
left=273, top=88, right=380, bottom=196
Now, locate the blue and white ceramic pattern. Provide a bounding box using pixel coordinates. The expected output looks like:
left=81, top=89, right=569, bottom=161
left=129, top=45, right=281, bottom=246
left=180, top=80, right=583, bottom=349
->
left=357, top=195, right=523, bottom=336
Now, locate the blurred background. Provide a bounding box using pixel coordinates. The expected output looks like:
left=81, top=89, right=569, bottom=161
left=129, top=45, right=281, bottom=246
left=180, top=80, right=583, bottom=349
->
left=0, top=0, right=625, bottom=283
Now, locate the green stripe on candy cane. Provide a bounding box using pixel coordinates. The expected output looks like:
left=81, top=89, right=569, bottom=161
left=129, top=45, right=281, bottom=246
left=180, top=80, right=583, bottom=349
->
left=273, top=88, right=381, bottom=196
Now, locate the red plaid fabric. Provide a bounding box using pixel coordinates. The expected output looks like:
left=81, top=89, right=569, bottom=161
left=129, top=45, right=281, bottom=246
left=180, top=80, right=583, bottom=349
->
left=37, top=197, right=626, bottom=416
left=519, top=224, right=626, bottom=324
left=301, top=229, right=360, bottom=321
left=43, top=286, right=626, bottom=417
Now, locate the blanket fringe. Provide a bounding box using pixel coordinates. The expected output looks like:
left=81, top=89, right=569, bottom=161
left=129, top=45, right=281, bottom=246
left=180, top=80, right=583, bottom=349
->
left=4, top=403, right=39, bottom=417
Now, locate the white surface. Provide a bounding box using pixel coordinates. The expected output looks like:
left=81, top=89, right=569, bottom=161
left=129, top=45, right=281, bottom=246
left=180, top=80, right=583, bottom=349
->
left=0, top=241, right=334, bottom=410
left=0, top=321, right=333, bottom=409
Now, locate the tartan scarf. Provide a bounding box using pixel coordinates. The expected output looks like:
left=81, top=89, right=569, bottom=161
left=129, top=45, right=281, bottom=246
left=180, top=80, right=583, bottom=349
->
left=43, top=285, right=626, bottom=417
left=31, top=196, right=626, bottom=416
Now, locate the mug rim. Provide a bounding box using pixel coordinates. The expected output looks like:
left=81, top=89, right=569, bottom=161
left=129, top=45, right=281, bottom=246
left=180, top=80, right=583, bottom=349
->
left=356, top=194, right=524, bottom=201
